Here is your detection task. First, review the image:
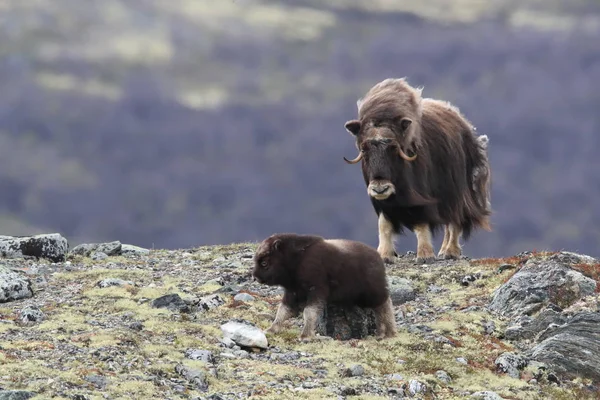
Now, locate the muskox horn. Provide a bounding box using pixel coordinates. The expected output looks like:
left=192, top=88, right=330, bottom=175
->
left=398, top=146, right=417, bottom=162
left=343, top=151, right=364, bottom=164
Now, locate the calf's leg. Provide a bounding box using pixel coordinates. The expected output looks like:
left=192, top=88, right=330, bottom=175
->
left=374, top=297, right=397, bottom=339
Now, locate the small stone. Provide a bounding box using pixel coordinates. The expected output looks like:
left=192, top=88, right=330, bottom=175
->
left=408, top=380, right=426, bottom=396
left=461, top=274, right=478, bottom=286
left=97, top=278, right=135, bottom=288
left=482, top=320, right=496, bottom=335
left=0, top=266, right=33, bottom=303
left=90, top=251, right=108, bottom=261
left=185, top=349, right=214, bottom=364
left=497, top=264, right=516, bottom=273
left=456, top=357, right=468, bottom=365
left=19, top=306, right=44, bottom=323
left=495, top=352, right=528, bottom=379
left=85, top=374, right=107, bottom=389
left=340, top=387, right=357, bottom=396
left=435, top=370, right=452, bottom=384
left=385, top=373, right=404, bottom=381
left=221, top=321, right=268, bottom=349
left=233, top=293, right=255, bottom=302
left=120, top=244, right=149, bottom=256
left=175, top=364, right=208, bottom=392
left=470, top=391, right=504, bottom=400
left=343, top=364, right=365, bottom=377
left=427, top=285, right=446, bottom=293
left=198, top=294, right=225, bottom=311
left=388, top=277, right=416, bottom=305
left=129, top=321, right=143, bottom=331
left=0, top=391, right=37, bottom=400
left=151, top=293, right=191, bottom=313
left=221, top=337, right=236, bottom=348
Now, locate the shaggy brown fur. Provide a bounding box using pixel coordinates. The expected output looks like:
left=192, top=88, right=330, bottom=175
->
left=342, top=78, right=492, bottom=263
left=252, top=233, right=397, bottom=341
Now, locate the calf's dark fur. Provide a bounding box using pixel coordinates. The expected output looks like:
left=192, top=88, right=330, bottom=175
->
left=252, top=233, right=396, bottom=341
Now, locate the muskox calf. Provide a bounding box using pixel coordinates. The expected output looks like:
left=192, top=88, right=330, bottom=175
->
left=342, top=77, right=492, bottom=263
left=252, top=233, right=397, bottom=341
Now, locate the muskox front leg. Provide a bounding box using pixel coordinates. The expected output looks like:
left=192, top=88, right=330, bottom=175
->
left=414, top=224, right=435, bottom=264
left=377, top=213, right=396, bottom=264
left=299, top=296, right=326, bottom=342
left=267, top=291, right=298, bottom=334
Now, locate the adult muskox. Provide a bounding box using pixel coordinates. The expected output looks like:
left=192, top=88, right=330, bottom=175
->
left=342, top=78, right=492, bottom=263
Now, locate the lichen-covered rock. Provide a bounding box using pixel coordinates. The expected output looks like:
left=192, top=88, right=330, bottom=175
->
left=71, top=241, right=121, bottom=257
left=488, top=259, right=596, bottom=318
left=151, top=293, right=191, bottom=313
left=495, top=352, right=528, bottom=379
left=528, top=312, right=600, bottom=381
left=120, top=244, right=150, bottom=256
left=0, top=266, right=33, bottom=303
left=97, top=278, right=135, bottom=288
left=315, top=304, right=378, bottom=340
left=0, top=391, right=37, bottom=400
left=221, top=321, right=268, bottom=349
left=470, top=391, right=504, bottom=400
left=388, top=277, right=416, bottom=305
left=19, top=306, right=44, bottom=323
left=198, top=294, right=225, bottom=311
left=0, top=233, right=68, bottom=262
left=504, top=308, right=567, bottom=341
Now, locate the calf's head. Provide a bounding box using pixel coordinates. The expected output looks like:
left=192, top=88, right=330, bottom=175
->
left=343, top=119, right=416, bottom=201
left=252, top=236, right=289, bottom=286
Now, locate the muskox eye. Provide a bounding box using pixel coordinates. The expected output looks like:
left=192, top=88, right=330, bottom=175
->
left=260, top=260, right=268, bottom=268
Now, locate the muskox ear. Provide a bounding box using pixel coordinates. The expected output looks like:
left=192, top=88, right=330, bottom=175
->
left=344, top=120, right=361, bottom=136
left=272, top=239, right=282, bottom=252
left=399, top=118, right=412, bottom=132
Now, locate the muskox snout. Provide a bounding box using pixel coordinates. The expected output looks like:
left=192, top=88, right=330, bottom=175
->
left=368, top=181, right=395, bottom=200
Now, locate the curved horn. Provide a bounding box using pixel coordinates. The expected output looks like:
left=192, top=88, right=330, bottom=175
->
left=343, top=151, right=364, bottom=164
left=398, top=146, right=417, bottom=162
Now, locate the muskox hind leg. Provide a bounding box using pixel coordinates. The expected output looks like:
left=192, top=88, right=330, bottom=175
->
left=438, top=223, right=462, bottom=260
left=374, top=297, right=397, bottom=339
left=377, top=213, right=396, bottom=264
left=414, top=224, right=435, bottom=263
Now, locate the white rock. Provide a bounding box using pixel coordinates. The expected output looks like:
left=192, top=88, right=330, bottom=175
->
left=220, top=321, right=268, bottom=349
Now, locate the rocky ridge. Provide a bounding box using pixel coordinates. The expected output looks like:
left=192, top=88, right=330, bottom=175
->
left=0, top=234, right=599, bottom=399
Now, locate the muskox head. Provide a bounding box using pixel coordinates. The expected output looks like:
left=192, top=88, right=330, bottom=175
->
left=252, top=236, right=289, bottom=286
left=343, top=78, right=424, bottom=201
left=343, top=118, right=417, bottom=200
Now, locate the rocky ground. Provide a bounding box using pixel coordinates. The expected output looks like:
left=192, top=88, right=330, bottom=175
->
left=1, top=234, right=600, bottom=400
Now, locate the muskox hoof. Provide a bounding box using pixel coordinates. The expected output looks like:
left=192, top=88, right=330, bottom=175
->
left=415, top=256, right=435, bottom=264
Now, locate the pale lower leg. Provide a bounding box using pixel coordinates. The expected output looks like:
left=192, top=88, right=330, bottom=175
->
left=377, top=213, right=396, bottom=262
left=444, top=223, right=462, bottom=259
left=414, top=224, right=435, bottom=262
left=299, top=303, right=324, bottom=340
left=267, top=303, right=295, bottom=333
left=438, top=225, right=450, bottom=258
left=374, top=297, right=397, bottom=339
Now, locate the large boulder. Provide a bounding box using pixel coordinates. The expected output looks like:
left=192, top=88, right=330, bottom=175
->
left=0, top=265, right=33, bottom=303
left=528, top=312, right=600, bottom=382
left=0, top=233, right=68, bottom=262
left=316, top=304, right=378, bottom=340
left=488, top=259, right=596, bottom=318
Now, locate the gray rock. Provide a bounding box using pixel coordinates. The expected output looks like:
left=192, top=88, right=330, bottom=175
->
left=19, top=306, right=44, bottom=323
left=528, top=312, right=600, bottom=381
left=0, top=233, right=68, bottom=262
left=504, top=308, right=567, bottom=341
left=407, top=380, right=426, bottom=396
left=175, top=364, right=208, bottom=392
left=470, top=391, right=504, bottom=400
left=315, top=303, right=378, bottom=340
left=221, top=321, right=268, bottom=349
left=388, top=277, right=416, bottom=305
left=198, top=294, right=225, bottom=311
left=461, top=274, right=479, bottom=286
left=233, top=293, right=255, bottom=302
left=481, top=320, right=496, bottom=335
left=488, top=259, right=596, bottom=318
left=85, top=374, right=107, bottom=389
left=456, top=357, right=468, bottom=364
left=435, top=370, right=452, bottom=384
left=0, top=266, right=33, bottom=303
left=120, top=244, right=150, bottom=256
left=97, top=278, right=135, bottom=288
left=385, top=373, right=404, bottom=381
left=0, top=391, right=37, bottom=400
left=129, top=321, right=143, bottom=331
left=220, top=337, right=236, bottom=348
left=551, top=251, right=597, bottom=265
left=151, top=293, right=191, bottom=313
left=495, top=352, right=528, bottom=379
left=71, top=241, right=121, bottom=257
left=342, top=364, right=365, bottom=377
left=185, top=349, right=214, bottom=364
left=90, top=251, right=108, bottom=261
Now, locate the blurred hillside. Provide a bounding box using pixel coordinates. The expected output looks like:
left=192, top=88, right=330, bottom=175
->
left=1, top=0, right=599, bottom=257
